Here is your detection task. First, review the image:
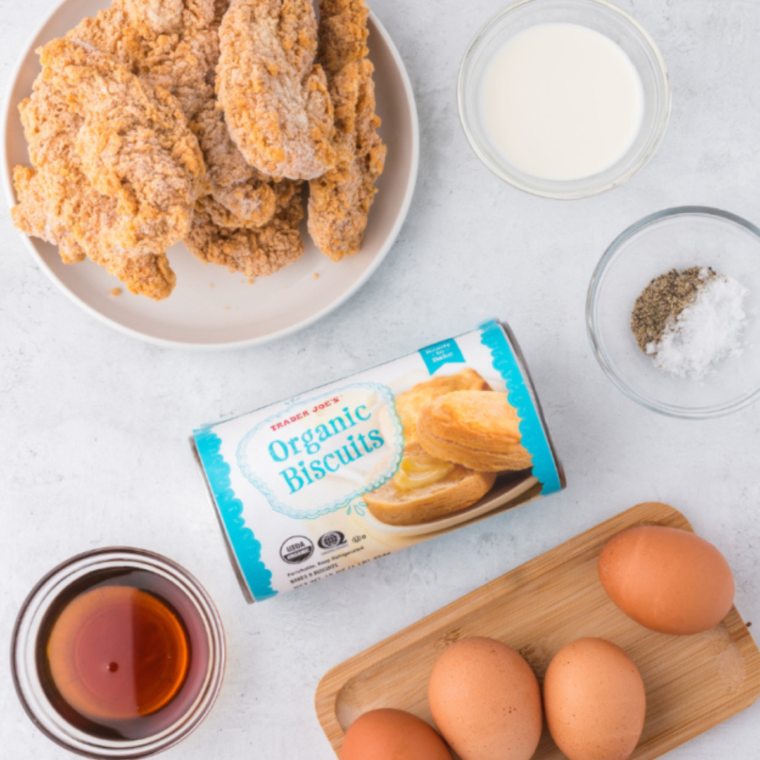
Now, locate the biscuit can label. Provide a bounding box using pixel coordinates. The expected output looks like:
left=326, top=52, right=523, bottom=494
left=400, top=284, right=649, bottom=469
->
left=236, top=383, right=405, bottom=519
left=193, top=320, right=565, bottom=602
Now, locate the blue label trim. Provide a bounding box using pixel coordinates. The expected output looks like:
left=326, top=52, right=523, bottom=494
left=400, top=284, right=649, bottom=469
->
left=419, top=337, right=465, bottom=375
left=479, top=321, right=562, bottom=495
left=194, top=428, right=277, bottom=602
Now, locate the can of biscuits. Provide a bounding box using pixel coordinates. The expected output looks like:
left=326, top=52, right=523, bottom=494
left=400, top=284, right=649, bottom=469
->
left=192, top=320, right=565, bottom=602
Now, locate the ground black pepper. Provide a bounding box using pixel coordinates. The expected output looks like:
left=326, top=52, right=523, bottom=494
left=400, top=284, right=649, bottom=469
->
left=631, top=267, right=716, bottom=353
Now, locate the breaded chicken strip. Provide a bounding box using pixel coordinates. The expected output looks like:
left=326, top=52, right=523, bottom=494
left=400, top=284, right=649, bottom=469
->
left=11, top=39, right=204, bottom=299
left=69, top=0, right=282, bottom=228
left=122, top=0, right=185, bottom=34
left=68, top=0, right=216, bottom=127
left=185, top=188, right=305, bottom=278
left=217, top=0, right=335, bottom=180
left=14, top=155, right=177, bottom=298
left=308, top=0, right=386, bottom=261
left=13, top=165, right=86, bottom=266
left=194, top=100, right=291, bottom=227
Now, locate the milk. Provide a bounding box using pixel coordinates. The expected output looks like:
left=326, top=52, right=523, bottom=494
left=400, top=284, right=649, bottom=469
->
left=480, top=23, right=644, bottom=181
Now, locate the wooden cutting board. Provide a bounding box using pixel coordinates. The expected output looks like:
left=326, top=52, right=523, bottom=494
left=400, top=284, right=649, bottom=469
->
left=315, top=502, right=760, bottom=758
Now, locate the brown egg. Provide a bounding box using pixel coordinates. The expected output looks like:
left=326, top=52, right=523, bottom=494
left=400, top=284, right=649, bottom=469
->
left=340, top=708, right=452, bottom=760
left=598, top=519, right=735, bottom=635
left=428, top=637, right=542, bottom=760
left=544, top=638, right=646, bottom=760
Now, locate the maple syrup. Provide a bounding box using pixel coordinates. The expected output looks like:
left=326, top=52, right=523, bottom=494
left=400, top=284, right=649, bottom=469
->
left=35, top=567, right=211, bottom=740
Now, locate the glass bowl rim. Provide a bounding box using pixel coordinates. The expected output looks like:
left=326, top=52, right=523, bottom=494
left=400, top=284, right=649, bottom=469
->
left=10, top=546, right=226, bottom=759
left=586, top=205, right=760, bottom=419
left=457, top=0, right=671, bottom=199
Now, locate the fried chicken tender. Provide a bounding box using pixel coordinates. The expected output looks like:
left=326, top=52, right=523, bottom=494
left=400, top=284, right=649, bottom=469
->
left=217, top=0, right=335, bottom=180
left=12, top=39, right=205, bottom=299
left=185, top=187, right=305, bottom=278
left=68, top=0, right=217, bottom=120
left=194, top=100, right=288, bottom=227
left=16, top=163, right=160, bottom=297
left=13, top=165, right=86, bottom=265
left=307, top=0, right=386, bottom=261
left=69, top=0, right=280, bottom=228
left=122, top=0, right=185, bottom=34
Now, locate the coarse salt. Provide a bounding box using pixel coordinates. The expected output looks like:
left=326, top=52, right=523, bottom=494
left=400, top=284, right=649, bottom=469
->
left=646, top=269, right=749, bottom=378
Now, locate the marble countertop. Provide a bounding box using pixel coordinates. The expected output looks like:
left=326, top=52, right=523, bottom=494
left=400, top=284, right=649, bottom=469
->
left=2, top=0, right=759, bottom=757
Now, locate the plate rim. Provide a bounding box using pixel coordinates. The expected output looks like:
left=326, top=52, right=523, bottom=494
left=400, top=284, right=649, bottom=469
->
left=2, top=4, right=420, bottom=351
left=360, top=474, right=540, bottom=538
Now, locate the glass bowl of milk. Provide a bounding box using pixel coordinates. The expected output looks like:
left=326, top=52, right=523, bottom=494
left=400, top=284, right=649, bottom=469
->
left=458, top=0, right=670, bottom=199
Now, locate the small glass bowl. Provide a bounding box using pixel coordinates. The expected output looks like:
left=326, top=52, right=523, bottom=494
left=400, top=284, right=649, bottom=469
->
left=11, top=548, right=226, bottom=759
left=587, top=207, right=760, bottom=418
left=458, top=0, right=670, bottom=199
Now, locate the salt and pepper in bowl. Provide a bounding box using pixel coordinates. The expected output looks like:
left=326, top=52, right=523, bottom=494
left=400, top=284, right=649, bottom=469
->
left=587, top=207, right=760, bottom=419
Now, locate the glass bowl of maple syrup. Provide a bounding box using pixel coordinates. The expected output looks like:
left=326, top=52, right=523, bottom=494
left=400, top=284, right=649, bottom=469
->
left=11, top=548, right=225, bottom=758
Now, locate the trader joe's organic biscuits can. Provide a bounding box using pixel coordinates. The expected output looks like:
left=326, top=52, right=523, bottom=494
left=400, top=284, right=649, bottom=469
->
left=192, top=320, right=565, bottom=602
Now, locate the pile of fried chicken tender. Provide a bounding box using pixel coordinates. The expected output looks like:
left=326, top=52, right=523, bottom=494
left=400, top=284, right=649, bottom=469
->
left=11, top=0, right=387, bottom=300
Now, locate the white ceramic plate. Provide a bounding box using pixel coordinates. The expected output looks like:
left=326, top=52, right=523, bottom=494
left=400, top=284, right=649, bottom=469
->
left=360, top=475, right=539, bottom=539
left=3, top=2, right=419, bottom=349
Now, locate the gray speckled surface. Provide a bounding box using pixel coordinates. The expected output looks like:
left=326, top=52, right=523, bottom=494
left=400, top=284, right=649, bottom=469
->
left=1, top=0, right=760, bottom=757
